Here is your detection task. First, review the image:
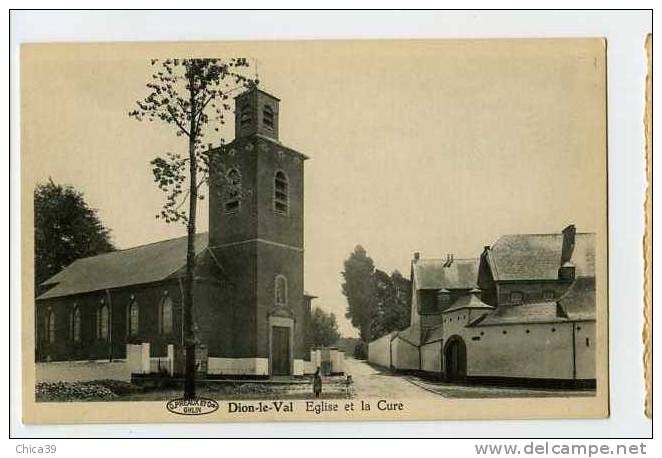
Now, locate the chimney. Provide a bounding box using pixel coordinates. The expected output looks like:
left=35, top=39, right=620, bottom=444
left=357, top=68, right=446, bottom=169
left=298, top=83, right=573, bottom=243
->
left=559, top=225, right=577, bottom=281
left=413, top=252, right=420, bottom=262
left=443, top=253, right=454, bottom=268
left=561, top=224, right=576, bottom=265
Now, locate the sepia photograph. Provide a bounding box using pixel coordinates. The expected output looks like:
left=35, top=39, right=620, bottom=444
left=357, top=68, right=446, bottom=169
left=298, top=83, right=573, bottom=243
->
left=20, top=38, right=609, bottom=423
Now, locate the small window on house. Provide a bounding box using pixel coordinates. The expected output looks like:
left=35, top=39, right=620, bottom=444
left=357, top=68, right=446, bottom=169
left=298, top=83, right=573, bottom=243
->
left=128, top=300, right=139, bottom=337
left=438, top=292, right=452, bottom=307
left=263, top=105, right=274, bottom=129
left=577, top=326, right=582, bottom=331
left=240, top=105, right=252, bottom=127
left=543, top=290, right=555, bottom=301
left=525, top=329, right=530, bottom=334
left=510, top=291, right=524, bottom=304
left=97, top=304, right=109, bottom=340
left=274, top=171, right=289, bottom=214
left=551, top=327, right=556, bottom=333
left=46, top=309, right=56, bottom=343
left=70, top=306, right=81, bottom=342
left=502, top=330, right=507, bottom=335
left=586, top=337, right=590, bottom=347
left=275, top=275, right=287, bottom=306
left=160, top=296, right=173, bottom=335
left=224, top=168, right=242, bottom=213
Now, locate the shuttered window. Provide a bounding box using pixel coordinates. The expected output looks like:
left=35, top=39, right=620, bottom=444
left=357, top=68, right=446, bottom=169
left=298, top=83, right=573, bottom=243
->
left=274, top=171, right=288, bottom=214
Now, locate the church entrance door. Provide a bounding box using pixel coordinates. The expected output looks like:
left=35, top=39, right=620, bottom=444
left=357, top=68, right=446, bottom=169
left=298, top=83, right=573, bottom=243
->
left=271, top=326, right=291, bottom=376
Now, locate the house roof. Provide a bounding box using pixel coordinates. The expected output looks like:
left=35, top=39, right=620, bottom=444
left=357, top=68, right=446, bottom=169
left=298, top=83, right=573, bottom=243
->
left=442, top=293, right=494, bottom=314
left=558, top=276, right=596, bottom=321
left=397, top=324, right=422, bottom=346
left=423, top=324, right=444, bottom=344
left=412, top=258, right=479, bottom=290
left=472, top=302, right=567, bottom=326
left=487, top=232, right=595, bottom=282
left=37, top=233, right=209, bottom=300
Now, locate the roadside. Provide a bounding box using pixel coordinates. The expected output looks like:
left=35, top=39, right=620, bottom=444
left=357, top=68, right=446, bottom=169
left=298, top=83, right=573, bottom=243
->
left=404, top=375, right=596, bottom=398
left=35, top=357, right=596, bottom=402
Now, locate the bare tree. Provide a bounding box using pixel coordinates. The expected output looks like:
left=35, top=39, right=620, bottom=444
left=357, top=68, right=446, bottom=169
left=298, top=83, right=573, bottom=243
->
left=129, top=58, right=253, bottom=399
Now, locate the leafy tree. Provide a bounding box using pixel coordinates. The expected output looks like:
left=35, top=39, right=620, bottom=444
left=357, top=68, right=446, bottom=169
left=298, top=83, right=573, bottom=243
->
left=34, top=179, right=115, bottom=293
left=129, top=58, right=253, bottom=399
left=308, top=307, right=341, bottom=347
left=371, top=269, right=411, bottom=339
left=341, top=245, right=377, bottom=343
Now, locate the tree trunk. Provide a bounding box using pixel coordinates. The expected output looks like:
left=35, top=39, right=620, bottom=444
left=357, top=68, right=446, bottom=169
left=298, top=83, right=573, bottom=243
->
left=183, top=93, right=198, bottom=400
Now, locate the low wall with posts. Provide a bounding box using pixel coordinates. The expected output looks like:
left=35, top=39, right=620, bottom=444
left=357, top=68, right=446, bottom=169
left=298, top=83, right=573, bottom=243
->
left=126, top=343, right=175, bottom=376
left=207, top=358, right=269, bottom=376
left=307, top=347, right=344, bottom=375
left=305, top=349, right=321, bottom=374
left=329, top=348, right=344, bottom=375
left=36, top=360, right=132, bottom=383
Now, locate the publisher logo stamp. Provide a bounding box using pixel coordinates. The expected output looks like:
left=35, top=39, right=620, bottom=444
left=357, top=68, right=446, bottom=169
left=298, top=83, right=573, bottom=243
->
left=166, top=397, right=219, bottom=416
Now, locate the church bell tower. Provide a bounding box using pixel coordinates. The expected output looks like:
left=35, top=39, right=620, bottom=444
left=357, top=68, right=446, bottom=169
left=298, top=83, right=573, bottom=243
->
left=208, top=85, right=308, bottom=376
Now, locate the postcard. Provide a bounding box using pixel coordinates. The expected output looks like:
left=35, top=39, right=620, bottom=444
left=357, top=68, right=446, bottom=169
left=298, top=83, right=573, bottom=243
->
left=21, top=38, right=609, bottom=423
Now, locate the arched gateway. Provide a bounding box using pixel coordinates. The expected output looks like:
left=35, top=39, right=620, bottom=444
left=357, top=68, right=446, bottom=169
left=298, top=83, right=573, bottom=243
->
left=444, top=335, right=467, bottom=382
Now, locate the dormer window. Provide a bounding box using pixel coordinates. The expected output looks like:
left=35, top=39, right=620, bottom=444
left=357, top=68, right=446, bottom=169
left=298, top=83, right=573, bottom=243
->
left=437, top=289, right=452, bottom=308
left=510, top=291, right=524, bottom=305
left=240, top=105, right=252, bottom=127
left=263, top=105, right=274, bottom=129
left=274, top=171, right=288, bottom=214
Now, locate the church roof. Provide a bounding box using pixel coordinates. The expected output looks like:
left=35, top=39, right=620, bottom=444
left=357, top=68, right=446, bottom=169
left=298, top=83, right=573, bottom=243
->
left=412, top=258, right=479, bottom=290
left=37, top=233, right=209, bottom=300
left=487, top=232, right=595, bottom=282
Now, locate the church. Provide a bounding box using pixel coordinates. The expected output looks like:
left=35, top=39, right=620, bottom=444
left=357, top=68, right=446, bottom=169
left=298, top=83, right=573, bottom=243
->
left=35, top=86, right=316, bottom=378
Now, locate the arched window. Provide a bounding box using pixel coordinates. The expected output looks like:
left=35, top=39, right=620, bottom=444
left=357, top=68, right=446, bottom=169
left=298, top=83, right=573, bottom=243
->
left=275, top=275, right=288, bottom=306
left=160, top=296, right=173, bottom=335
left=240, top=105, right=252, bottom=127
left=224, top=168, right=241, bottom=213
left=128, top=300, right=139, bottom=337
left=70, top=305, right=81, bottom=342
left=273, top=171, right=288, bottom=214
left=263, top=105, right=274, bottom=129
left=97, top=303, right=109, bottom=340
left=46, top=309, right=55, bottom=343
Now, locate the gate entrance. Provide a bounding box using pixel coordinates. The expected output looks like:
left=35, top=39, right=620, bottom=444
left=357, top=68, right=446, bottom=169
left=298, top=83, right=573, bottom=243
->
left=444, top=336, right=467, bottom=382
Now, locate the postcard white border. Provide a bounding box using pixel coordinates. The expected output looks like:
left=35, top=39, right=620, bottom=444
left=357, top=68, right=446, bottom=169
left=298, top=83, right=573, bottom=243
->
left=9, top=9, right=652, bottom=438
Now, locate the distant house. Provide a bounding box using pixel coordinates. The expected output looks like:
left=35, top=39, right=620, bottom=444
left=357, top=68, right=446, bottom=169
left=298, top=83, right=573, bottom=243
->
left=368, top=225, right=597, bottom=388
left=36, top=86, right=316, bottom=378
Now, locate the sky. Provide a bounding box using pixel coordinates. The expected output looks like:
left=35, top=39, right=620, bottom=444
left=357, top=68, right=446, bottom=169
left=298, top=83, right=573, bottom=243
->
left=22, top=39, right=606, bottom=337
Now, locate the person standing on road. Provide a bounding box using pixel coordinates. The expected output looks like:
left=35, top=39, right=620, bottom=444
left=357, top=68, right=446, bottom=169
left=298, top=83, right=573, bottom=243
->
left=313, top=368, right=322, bottom=398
